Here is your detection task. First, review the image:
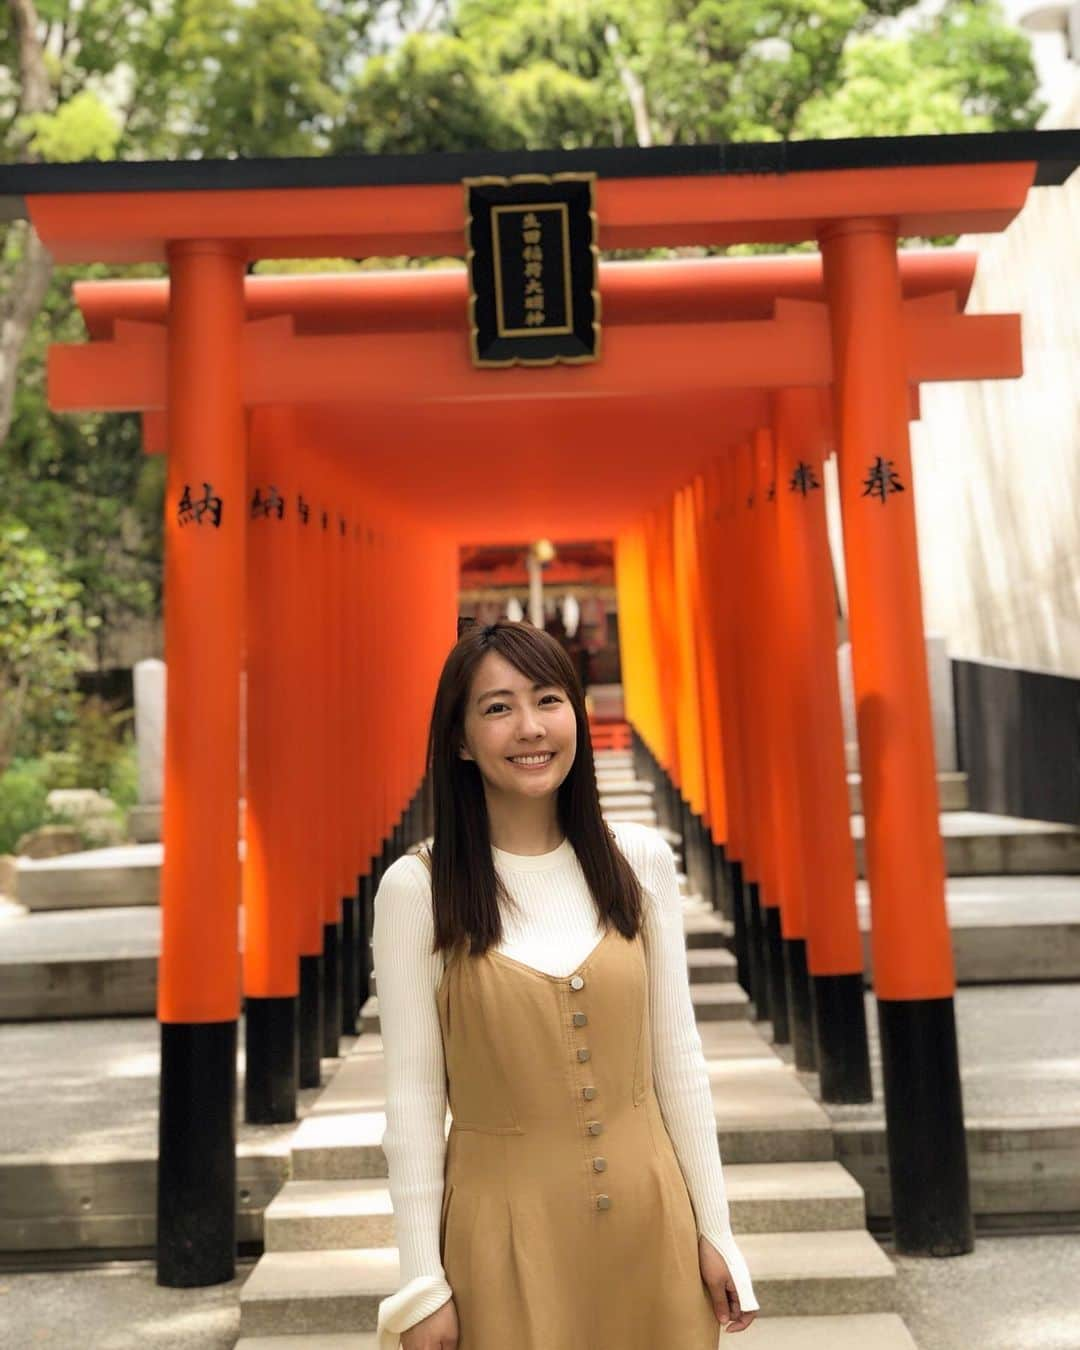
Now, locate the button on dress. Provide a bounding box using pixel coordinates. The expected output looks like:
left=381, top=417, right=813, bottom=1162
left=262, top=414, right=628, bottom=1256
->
left=435, top=920, right=724, bottom=1349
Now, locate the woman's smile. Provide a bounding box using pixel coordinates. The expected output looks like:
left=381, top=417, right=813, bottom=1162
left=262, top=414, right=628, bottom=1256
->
left=507, top=751, right=556, bottom=770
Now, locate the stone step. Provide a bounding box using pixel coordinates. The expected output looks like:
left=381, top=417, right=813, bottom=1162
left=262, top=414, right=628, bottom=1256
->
left=289, top=1107, right=833, bottom=1181
left=369, top=937, right=735, bottom=1000
left=594, top=751, right=633, bottom=767
left=848, top=770, right=968, bottom=814
left=239, top=1229, right=894, bottom=1335
left=597, top=806, right=658, bottom=825
left=689, top=981, right=751, bottom=1020
left=598, top=791, right=655, bottom=811
left=603, top=770, right=967, bottom=815
left=30, top=868, right=1077, bottom=1021
left=289, top=1023, right=834, bottom=1181
left=15, top=844, right=162, bottom=911
left=683, top=909, right=733, bottom=949
left=687, top=946, right=738, bottom=983
left=265, top=1162, right=865, bottom=1253
left=857, top=874, right=1080, bottom=984
left=236, top=1338, right=379, bottom=1350
left=0, top=954, right=157, bottom=1020
left=594, top=774, right=653, bottom=792
left=853, top=810, right=1080, bottom=877
left=598, top=769, right=968, bottom=817
left=360, top=976, right=749, bottom=1036
left=737, top=1316, right=918, bottom=1350
left=234, top=1315, right=918, bottom=1350
left=28, top=797, right=1071, bottom=914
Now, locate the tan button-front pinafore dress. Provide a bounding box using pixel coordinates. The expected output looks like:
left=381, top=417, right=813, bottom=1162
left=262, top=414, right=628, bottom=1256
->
left=435, top=919, right=721, bottom=1349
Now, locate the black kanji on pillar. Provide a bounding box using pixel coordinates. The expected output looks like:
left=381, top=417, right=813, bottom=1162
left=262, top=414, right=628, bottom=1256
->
left=251, top=485, right=285, bottom=520
left=862, top=456, right=906, bottom=504
left=789, top=461, right=822, bottom=496
left=177, top=482, right=223, bottom=527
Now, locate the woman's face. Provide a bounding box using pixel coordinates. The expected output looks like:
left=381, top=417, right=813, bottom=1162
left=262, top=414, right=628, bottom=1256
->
left=459, top=651, right=577, bottom=800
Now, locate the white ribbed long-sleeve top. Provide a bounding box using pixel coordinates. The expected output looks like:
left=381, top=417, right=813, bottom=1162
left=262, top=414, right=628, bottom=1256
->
left=372, top=818, right=758, bottom=1349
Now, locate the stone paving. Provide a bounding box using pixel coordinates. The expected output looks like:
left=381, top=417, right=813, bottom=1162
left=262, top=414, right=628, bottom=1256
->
left=0, top=1016, right=330, bottom=1162
left=2, top=1233, right=1077, bottom=1348
left=2, top=980, right=1076, bottom=1165
left=819, top=983, right=1080, bottom=1126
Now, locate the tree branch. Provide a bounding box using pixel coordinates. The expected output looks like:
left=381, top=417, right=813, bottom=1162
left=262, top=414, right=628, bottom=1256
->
left=604, top=20, right=654, bottom=148
left=1, top=0, right=54, bottom=449
left=9, top=0, right=51, bottom=122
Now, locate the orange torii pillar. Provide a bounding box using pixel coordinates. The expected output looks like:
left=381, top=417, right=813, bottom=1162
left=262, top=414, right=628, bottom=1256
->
left=753, top=425, right=794, bottom=1043
left=756, top=409, right=818, bottom=1067
left=339, top=495, right=360, bottom=1035
left=342, top=493, right=371, bottom=1035
left=312, top=455, right=343, bottom=1061
left=356, top=518, right=379, bottom=1015
left=772, top=388, right=871, bottom=1096
left=821, top=218, right=973, bottom=1254
left=718, top=442, right=766, bottom=1015
left=613, top=525, right=668, bottom=828
left=371, top=523, right=393, bottom=884
left=702, top=455, right=754, bottom=994
left=243, top=405, right=302, bottom=1123
left=690, top=471, right=732, bottom=922
left=157, top=241, right=245, bottom=1288
left=328, top=456, right=357, bottom=1046
left=630, top=513, right=667, bottom=826
left=647, top=504, right=687, bottom=843
left=296, top=459, right=328, bottom=1087
left=400, top=529, right=428, bottom=855
left=371, top=523, right=397, bottom=888
left=742, top=433, right=791, bottom=1035
left=390, top=528, right=408, bottom=860
left=673, top=486, right=716, bottom=908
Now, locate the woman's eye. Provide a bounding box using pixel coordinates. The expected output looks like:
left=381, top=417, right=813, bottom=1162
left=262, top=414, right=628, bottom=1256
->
left=484, top=695, right=561, bottom=714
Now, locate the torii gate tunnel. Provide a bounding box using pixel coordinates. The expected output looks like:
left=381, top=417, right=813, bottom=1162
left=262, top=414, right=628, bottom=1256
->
left=5, top=129, right=1078, bottom=1287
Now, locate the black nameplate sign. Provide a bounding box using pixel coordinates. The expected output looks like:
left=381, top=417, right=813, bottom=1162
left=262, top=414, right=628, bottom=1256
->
left=464, top=173, right=600, bottom=368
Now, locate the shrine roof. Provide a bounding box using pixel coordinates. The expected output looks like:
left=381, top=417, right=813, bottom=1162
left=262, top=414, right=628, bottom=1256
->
left=2, top=130, right=1077, bottom=263
left=1, top=129, right=1077, bottom=200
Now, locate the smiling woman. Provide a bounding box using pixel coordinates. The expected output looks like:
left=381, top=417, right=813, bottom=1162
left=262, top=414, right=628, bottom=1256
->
left=372, top=619, right=758, bottom=1350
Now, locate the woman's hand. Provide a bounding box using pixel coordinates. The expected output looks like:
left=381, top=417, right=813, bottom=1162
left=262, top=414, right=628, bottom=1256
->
left=400, top=1295, right=459, bottom=1349
left=699, top=1235, right=758, bottom=1334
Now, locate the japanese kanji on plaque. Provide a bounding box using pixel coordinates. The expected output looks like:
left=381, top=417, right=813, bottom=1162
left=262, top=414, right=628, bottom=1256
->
left=463, top=172, right=600, bottom=368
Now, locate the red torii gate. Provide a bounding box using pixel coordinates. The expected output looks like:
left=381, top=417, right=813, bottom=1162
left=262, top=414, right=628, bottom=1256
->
left=5, top=129, right=1076, bottom=1287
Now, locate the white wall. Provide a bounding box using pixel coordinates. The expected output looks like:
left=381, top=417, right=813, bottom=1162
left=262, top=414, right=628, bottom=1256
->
left=908, top=143, right=1080, bottom=676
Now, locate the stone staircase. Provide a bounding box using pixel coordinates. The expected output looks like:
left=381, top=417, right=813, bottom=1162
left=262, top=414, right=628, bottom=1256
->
left=20, top=749, right=1080, bottom=914
left=234, top=751, right=920, bottom=1349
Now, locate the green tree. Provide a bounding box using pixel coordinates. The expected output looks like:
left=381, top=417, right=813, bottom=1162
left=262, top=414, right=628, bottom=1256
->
left=336, top=0, right=1044, bottom=152
left=334, top=33, right=517, bottom=154
left=0, top=0, right=386, bottom=698
left=0, top=516, right=92, bottom=773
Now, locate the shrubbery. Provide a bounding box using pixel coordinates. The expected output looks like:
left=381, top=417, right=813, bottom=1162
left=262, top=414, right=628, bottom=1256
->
left=0, top=702, right=137, bottom=855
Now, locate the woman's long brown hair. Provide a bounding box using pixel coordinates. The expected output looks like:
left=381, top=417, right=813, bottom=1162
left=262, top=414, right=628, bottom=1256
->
left=422, top=618, right=644, bottom=959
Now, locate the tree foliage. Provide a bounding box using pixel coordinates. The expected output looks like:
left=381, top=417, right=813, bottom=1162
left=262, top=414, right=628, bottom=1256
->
left=0, top=516, right=91, bottom=773
left=333, top=0, right=1045, bottom=151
